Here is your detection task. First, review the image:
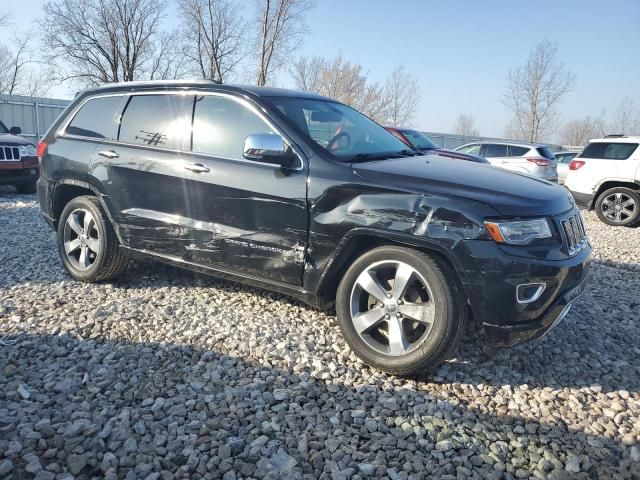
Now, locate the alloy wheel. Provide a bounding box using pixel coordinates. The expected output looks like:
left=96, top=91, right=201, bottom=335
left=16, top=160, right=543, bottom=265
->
left=63, top=208, right=100, bottom=271
left=601, top=192, right=637, bottom=224
left=349, top=260, right=436, bottom=356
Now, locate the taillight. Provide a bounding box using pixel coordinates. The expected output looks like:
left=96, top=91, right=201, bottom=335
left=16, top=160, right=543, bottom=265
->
left=37, top=141, right=47, bottom=161
left=526, top=157, right=551, bottom=167
left=569, top=160, right=585, bottom=170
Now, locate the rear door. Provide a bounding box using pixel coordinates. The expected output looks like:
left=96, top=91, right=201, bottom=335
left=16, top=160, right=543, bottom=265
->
left=94, top=93, right=197, bottom=259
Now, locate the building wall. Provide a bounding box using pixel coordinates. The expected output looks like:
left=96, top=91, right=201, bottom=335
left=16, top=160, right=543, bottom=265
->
left=0, top=94, right=70, bottom=142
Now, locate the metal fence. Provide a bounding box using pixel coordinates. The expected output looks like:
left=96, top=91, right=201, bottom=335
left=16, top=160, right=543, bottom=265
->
left=0, top=94, right=70, bottom=142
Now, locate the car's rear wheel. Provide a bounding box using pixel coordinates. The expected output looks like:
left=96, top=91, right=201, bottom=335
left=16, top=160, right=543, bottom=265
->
left=16, top=181, right=37, bottom=194
left=595, top=187, right=640, bottom=226
left=57, top=195, right=127, bottom=282
left=335, top=246, right=464, bottom=376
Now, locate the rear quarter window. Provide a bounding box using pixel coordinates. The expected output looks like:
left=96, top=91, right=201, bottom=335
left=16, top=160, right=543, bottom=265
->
left=65, top=96, right=126, bottom=139
left=579, top=142, right=639, bottom=160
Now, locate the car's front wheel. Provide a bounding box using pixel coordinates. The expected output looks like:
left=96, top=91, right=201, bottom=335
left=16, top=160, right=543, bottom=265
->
left=57, top=195, right=127, bottom=282
left=595, top=187, right=640, bottom=226
left=336, top=246, right=464, bottom=376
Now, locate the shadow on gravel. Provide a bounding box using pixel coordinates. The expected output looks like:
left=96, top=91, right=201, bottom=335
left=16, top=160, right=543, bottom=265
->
left=0, top=332, right=636, bottom=479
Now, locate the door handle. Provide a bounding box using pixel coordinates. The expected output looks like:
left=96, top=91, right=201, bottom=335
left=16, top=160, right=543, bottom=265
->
left=98, top=149, right=119, bottom=159
left=184, top=163, right=210, bottom=173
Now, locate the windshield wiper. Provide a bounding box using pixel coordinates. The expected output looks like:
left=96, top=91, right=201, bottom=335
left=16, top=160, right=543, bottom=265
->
left=350, top=150, right=418, bottom=162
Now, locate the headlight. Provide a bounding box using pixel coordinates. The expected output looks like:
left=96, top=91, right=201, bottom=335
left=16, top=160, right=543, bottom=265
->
left=484, top=218, right=552, bottom=245
left=19, top=145, right=37, bottom=157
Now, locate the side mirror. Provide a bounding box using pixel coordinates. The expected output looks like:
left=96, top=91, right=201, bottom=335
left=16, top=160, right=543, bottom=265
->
left=9, top=126, right=22, bottom=135
left=243, top=133, right=299, bottom=169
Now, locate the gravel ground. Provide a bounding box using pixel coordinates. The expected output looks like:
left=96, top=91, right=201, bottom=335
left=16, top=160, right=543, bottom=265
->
left=1, top=188, right=639, bottom=480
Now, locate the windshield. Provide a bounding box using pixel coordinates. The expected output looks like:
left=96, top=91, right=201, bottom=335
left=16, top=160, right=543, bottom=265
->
left=265, top=97, right=411, bottom=161
left=399, top=129, right=438, bottom=150
left=0, top=121, right=8, bottom=134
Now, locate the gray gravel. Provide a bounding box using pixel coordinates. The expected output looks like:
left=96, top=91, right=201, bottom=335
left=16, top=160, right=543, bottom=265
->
left=1, top=188, right=639, bottom=479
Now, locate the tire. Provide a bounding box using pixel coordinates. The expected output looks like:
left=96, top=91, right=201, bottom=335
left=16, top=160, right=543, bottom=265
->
left=595, top=187, right=640, bottom=227
left=16, top=181, right=37, bottom=194
left=57, top=195, right=127, bottom=282
left=335, top=246, right=465, bottom=376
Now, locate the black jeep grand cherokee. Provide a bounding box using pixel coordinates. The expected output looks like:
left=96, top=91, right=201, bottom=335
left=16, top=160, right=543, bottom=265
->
left=38, top=81, right=591, bottom=375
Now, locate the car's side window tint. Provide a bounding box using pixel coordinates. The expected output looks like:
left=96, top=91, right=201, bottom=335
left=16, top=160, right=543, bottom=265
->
left=66, top=96, right=126, bottom=139
left=459, top=144, right=481, bottom=155
left=118, top=94, right=194, bottom=151
left=192, top=95, right=275, bottom=159
left=484, top=144, right=508, bottom=157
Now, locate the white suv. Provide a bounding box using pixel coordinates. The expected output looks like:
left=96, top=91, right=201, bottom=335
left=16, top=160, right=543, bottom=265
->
left=565, top=136, right=640, bottom=226
left=455, top=141, right=558, bottom=182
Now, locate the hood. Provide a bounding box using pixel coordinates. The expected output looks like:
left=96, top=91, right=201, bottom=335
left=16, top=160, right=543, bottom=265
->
left=0, top=133, right=32, bottom=146
left=352, top=153, right=574, bottom=217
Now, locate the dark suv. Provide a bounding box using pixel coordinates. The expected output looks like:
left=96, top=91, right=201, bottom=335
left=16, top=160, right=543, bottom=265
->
left=0, top=120, right=39, bottom=193
left=37, top=81, right=591, bottom=375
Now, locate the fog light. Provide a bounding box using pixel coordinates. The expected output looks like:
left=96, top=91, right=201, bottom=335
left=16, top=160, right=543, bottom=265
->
left=516, top=283, right=546, bottom=304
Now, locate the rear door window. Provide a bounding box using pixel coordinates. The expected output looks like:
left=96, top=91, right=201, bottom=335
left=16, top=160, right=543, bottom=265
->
left=118, top=94, right=194, bottom=151
left=66, top=96, right=126, bottom=139
left=509, top=146, right=529, bottom=157
left=192, top=95, right=275, bottom=159
left=483, top=144, right=508, bottom=157
left=579, top=142, right=639, bottom=160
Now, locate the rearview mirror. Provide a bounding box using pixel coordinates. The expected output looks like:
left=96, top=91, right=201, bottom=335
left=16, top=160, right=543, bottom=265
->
left=243, top=133, right=299, bottom=169
left=9, top=126, right=22, bottom=135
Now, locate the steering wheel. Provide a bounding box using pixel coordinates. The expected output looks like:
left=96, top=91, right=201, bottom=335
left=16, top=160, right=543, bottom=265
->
left=327, top=131, right=352, bottom=152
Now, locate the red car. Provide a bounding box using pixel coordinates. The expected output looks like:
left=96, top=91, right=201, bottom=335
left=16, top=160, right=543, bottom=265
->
left=385, top=127, right=489, bottom=163
left=0, top=120, right=39, bottom=193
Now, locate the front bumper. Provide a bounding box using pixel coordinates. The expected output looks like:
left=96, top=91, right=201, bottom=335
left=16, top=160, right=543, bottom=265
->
left=0, top=158, right=39, bottom=185
left=483, top=272, right=589, bottom=347
left=453, top=238, right=591, bottom=348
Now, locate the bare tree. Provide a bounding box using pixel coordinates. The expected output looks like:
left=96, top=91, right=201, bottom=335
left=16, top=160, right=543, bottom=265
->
left=255, top=0, right=315, bottom=86
left=42, top=0, right=169, bottom=86
left=610, top=97, right=640, bottom=135
left=0, top=33, right=53, bottom=96
left=178, top=0, right=246, bottom=83
left=452, top=113, right=479, bottom=137
left=291, top=55, right=323, bottom=92
left=503, top=40, right=575, bottom=142
left=0, top=12, right=9, bottom=28
left=559, top=115, right=606, bottom=146
left=383, top=66, right=420, bottom=126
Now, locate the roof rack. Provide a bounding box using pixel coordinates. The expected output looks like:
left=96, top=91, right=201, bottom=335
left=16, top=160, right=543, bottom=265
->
left=605, top=134, right=626, bottom=138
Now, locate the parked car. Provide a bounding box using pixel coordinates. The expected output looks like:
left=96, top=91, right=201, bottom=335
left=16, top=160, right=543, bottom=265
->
left=565, top=135, right=640, bottom=226
left=385, top=127, right=489, bottom=163
left=0, top=120, right=39, bottom=194
left=37, top=81, right=591, bottom=375
left=455, top=141, right=558, bottom=182
left=555, top=151, right=578, bottom=184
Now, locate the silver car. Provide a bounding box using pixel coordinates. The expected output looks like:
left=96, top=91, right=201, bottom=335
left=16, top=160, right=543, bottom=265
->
left=455, top=141, right=558, bottom=182
left=554, top=151, right=578, bottom=184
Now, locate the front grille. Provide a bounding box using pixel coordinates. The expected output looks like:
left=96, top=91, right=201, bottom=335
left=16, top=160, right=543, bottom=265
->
left=0, top=146, right=21, bottom=161
left=561, top=212, right=588, bottom=256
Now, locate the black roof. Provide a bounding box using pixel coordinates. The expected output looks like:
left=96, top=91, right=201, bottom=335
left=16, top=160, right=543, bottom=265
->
left=79, top=80, right=330, bottom=101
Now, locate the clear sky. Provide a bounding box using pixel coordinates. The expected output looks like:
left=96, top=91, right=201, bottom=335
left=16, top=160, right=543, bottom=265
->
left=6, top=0, right=640, bottom=137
